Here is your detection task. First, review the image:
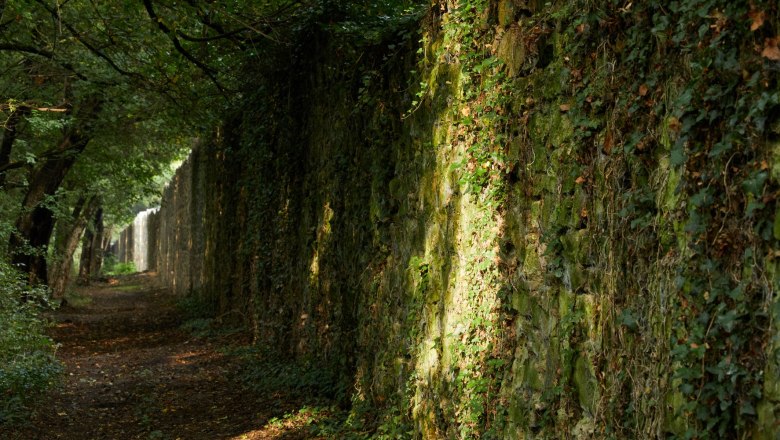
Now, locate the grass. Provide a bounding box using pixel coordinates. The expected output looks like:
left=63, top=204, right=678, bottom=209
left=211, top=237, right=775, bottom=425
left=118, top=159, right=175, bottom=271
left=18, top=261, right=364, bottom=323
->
left=64, top=290, right=92, bottom=307
left=103, top=261, right=137, bottom=276
left=110, top=284, right=143, bottom=292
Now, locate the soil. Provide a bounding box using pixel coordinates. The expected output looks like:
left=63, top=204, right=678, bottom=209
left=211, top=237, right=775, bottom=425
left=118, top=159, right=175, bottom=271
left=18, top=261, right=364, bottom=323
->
left=0, top=273, right=327, bottom=440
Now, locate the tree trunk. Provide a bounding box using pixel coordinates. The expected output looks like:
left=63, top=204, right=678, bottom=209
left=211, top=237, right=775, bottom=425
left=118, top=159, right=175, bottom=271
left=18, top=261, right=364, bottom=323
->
left=49, top=195, right=87, bottom=297
left=77, top=225, right=94, bottom=285
left=49, top=196, right=99, bottom=298
left=7, top=98, right=100, bottom=286
left=9, top=133, right=91, bottom=284
left=0, top=107, right=28, bottom=188
left=78, top=206, right=104, bottom=285
left=89, top=208, right=104, bottom=277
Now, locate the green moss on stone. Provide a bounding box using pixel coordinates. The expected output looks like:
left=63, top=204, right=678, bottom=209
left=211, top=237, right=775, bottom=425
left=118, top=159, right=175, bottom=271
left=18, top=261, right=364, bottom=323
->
left=498, top=29, right=527, bottom=78
left=560, top=230, right=587, bottom=263
left=573, top=355, right=598, bottom=414
left=497, top=0, right=516, bottom=27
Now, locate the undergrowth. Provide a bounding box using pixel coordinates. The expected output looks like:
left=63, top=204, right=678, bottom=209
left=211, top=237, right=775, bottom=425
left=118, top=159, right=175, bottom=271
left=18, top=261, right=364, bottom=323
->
left=0, top=262, right=62, bottom=424
left=101, top=255, right=137, bottom=276
left=228, top=345, right=346, bottom=402
left=176, top=294, right=242, bottom=338
left=63, top=289, right=92, bottom=307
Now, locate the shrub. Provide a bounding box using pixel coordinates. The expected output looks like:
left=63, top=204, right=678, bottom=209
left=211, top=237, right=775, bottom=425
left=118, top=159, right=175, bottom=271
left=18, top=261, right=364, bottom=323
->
left=0, top=262, right=62, bottom=424
left=102, top=254, right=137, bottom=276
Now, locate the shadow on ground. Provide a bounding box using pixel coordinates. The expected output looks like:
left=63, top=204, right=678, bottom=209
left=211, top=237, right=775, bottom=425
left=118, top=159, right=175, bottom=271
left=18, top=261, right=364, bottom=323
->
left=0, top=273, right=329, bottom=440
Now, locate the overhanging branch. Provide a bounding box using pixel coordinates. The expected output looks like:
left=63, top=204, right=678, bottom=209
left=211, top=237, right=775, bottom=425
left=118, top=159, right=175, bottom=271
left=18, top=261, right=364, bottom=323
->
left=0, top=42, right=89, bottom=81
left=0, top=105, right=30, bottom=186
left=0, top=160, right=27, bottom=174
left=33, top=0, right=141, bottom=80
left=0, top=43, right=53, bottom=58
left=1, top=103, right=69, bottom=113
left=142, top=0, right=226, bottom=94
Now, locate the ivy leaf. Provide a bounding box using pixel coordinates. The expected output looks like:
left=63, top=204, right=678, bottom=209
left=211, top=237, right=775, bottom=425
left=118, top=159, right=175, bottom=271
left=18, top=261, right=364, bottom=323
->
left=741, top=171, right=767, bottom=196
left=716, top=310, right=738, bottom=333
left=745, top=199, right=764, bottom=217
left=709, top=139, right=731, bottom=157
left=690, top=189, right=712, bottom=207
left=618, top=309, right=638, bottom=331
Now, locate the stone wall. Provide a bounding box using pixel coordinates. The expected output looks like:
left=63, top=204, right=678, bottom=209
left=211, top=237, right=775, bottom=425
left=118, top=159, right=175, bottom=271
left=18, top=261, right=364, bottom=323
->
left=115, top=208, right=158, bottom=272
left=116, top=1, right=780, bottom=437
left=115, top=223, right=132, bottom=266
left=120, top=143, right=233, bottom=304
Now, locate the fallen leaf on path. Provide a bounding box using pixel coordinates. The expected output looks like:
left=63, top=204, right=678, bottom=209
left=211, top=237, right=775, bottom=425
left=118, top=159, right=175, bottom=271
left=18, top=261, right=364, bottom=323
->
left=749, top=9, right=765, bottom=31
left=762, top=37, right=780, bottom=61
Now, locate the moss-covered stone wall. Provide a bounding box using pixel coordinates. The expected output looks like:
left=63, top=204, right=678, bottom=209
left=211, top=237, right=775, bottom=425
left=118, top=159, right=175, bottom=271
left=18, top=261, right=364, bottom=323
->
left=120, top=1, right=779, bottom=437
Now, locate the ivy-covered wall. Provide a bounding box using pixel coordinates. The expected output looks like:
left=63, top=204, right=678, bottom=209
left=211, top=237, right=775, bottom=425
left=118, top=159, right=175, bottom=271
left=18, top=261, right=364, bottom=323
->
left=121, top=1, right=779, bottom=438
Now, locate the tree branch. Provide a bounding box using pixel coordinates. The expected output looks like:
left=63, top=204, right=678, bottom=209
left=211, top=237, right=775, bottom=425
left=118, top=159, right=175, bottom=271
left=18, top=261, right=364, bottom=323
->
left=0, top=42, right=89, bottom=81
left=0, top=106, right=30, bottom=186
left=0, top=43, right=54, bottom=58
left=142, top=0, right=226, bottom=93
left=1, top=104, right=69, bottom=113
left=0, top=18, right=14, bottom=31
left=33, top=0, right=140, bottom=79
left=175, top=26, right=248, bottom=44
left=189, top=0, right=301, bottom=45
left=0, top=160, right=27, bottom=174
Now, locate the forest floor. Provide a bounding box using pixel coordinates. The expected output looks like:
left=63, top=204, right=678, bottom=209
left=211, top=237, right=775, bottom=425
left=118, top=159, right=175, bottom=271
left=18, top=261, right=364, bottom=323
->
left=0, top=273, right=333, bottom=440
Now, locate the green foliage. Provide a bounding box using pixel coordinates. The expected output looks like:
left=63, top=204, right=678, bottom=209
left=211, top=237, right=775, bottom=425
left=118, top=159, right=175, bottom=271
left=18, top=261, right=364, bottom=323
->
left=179, top=318, right=218, bottom=338
left=103, top=255, right=138, bottom=276
left=42, top=1, right=773, bottom=439
left=231, top=346, right=345, bottom=402
left=0, top=262, right=62, bottom=424
left=176, top=293, right=217, bottom=322
left=553, top=0, right=779, bottom=437
left=63, top=289, right=92, bottom=308
left=0, top=0, right=289, bottom=241
left=390, top=0, right=777, bottom=437
left=436, top=0, right=511, bottom=202
left=176, top=294, right=244, bottom=338
left=323, top=0, right=426, bottom=42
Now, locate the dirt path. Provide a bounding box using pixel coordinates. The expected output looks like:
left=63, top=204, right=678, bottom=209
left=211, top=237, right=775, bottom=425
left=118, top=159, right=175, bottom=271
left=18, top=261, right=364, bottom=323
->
left=1, top=274, right=324, bottom=440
